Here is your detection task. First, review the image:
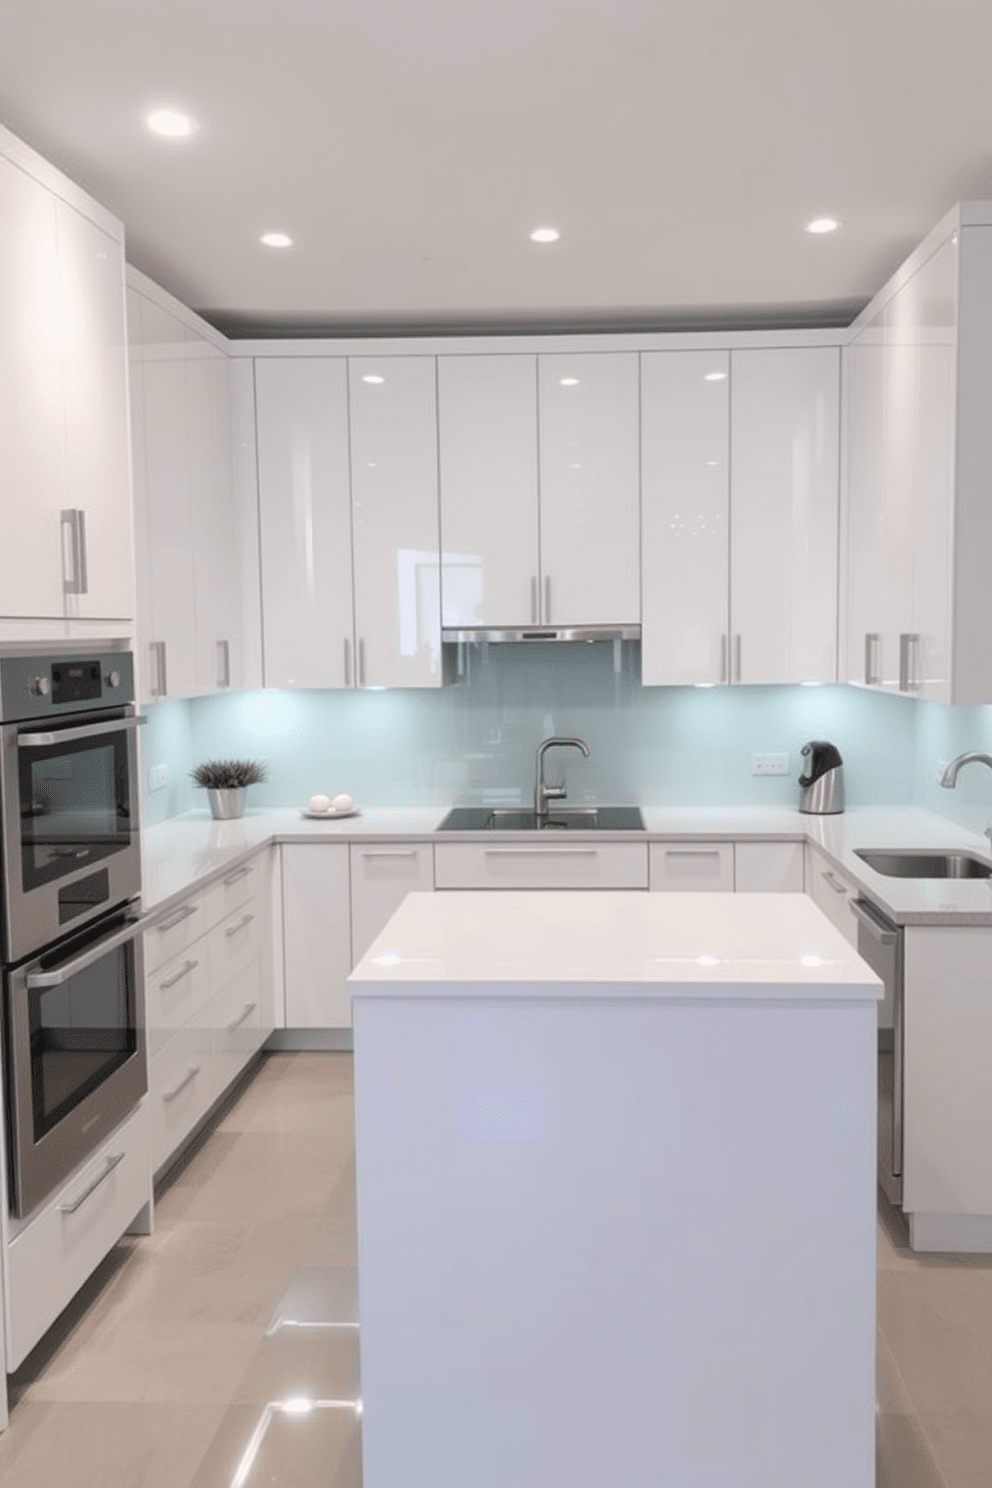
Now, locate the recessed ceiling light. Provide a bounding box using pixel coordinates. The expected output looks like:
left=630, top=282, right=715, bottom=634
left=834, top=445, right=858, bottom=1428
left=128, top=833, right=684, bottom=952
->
left=147, top=109, right=196, bottom=138
left=805, top=217, right=841, bottom=235
left=361, top=374, right=385, bottom=384
left=260, top=232, right=293, bottom=249
left=559, top=377, right=579, bottom=386
left=704, top=371, right=727, bottom=382
left=530, top=227, right=561, bottom=243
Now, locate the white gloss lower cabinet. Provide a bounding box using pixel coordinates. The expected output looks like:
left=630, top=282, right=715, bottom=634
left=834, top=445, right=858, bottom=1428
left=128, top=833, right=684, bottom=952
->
left=350, top=843, right=435, bottom=965
left=730, top=347, right=840, bottom=683
left=282, top=844, right=353, bottom=1027
left=434, top=842, right=648, bottom=890
left=735, top=841, right=804, bottom=893
left=650, top=842, right=734, bottom=892
left=805, top=845, right=860, bottom=946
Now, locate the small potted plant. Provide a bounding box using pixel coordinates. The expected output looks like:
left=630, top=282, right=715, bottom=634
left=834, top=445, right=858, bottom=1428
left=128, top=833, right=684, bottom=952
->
left=190, top=759, right=268, bottom=820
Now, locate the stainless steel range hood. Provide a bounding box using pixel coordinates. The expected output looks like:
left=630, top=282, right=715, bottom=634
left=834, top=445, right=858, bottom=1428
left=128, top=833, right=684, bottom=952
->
left=442, top=625, right=641, bottom=644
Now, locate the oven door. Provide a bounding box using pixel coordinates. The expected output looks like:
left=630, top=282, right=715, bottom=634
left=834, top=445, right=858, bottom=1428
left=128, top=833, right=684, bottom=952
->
left=3, top=906, right=147, bottom=1218
left=1, top=712, right=143, bottom=962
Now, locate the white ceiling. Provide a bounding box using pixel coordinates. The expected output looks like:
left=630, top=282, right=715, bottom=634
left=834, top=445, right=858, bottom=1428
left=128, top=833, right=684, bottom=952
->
left=2, top=0, right=992, bottom=337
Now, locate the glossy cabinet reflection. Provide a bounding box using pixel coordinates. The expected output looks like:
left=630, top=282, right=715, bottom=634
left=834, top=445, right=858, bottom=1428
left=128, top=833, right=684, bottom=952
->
left=281, top=844, right=353, bottom=1028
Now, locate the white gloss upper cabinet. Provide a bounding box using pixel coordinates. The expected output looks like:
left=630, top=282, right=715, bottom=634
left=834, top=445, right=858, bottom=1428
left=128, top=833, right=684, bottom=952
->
left=730, top=347, right=840, bottom=684
left=641, top=351, right=730, bottom=684
left=0, top=154, right=65, bottom=618
left=56, top=199, right=134, bottom=620
left=438, top=355, right=539, bottom=628
left=255, top=357, right=354, bottom=689
left=349, top=357, right=442, bottom=688
left=538, top=353, right=640, bottom=626
left=188, top=336, right=242, bottom=693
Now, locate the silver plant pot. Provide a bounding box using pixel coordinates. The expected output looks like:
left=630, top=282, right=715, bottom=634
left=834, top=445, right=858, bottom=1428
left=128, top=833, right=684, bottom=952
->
left=207, top=787, right=246, bottom=820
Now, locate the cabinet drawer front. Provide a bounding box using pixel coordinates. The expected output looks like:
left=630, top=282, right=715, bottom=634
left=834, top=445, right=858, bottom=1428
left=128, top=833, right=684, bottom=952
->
left=7, top=1100, right=150, bottom=1371
left=350, top=843, right=435, bottom=965
left=145, top=948, right=210, bottom=1060
left=434, top=842, right=648, bottom=890
left=208, top=900, right=260, bottom=988
left=649, top=843, right=734, bottom=892
left=150, top=1014, right=216, bottom=1174
left=805, top=848, right=860, bottom=947
left=203, top=858, right=260, bottom=930
left=212, top=960, right=265, bottom=1091
left=144, top=894, right=205, bottom=974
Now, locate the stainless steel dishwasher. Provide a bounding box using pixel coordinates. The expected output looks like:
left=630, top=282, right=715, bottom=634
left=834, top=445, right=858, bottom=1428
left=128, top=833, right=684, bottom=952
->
left=852, top=897, right=903, bottom=1206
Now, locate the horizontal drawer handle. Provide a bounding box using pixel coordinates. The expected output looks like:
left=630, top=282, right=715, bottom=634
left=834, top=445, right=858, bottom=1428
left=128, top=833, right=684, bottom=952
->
left=223, top=865, right=252, bottom=887
left=663, top=849, right=723, bottom=858
left=224, top=913, right=255, bottom=938
left=59, top=1151, right=126, bottom=1215
left=822, top=870, right=849, bottom=895
left=361, top=850, right=419, bottom=860
left=159, top=958, right=199, bottom=991
left=156, top=903, right=198, bottom=933
left=163, top=1065, right=201, bottom=1102
left=227, top=1001, right=258, bottom=1033
left=482, top=848, right=598, bottom=858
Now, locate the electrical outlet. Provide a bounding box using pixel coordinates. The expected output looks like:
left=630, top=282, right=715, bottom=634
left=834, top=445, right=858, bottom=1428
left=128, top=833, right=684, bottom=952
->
left=751, top=752, right=790, bottom=776
left=149, top=764, right=169, bottom=792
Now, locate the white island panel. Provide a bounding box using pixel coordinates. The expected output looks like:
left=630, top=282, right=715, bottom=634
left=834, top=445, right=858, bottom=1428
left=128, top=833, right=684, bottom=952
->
left=351, top=891, right=880, bottom=1488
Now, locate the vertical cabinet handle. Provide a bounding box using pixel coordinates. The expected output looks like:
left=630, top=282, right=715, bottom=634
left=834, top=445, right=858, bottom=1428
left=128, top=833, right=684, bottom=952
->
left=898, top=633, right=922, bottom=693
left=344, top=637, right=352, bottom=687
left=544, top=575, right=552, bottom=624
left=734, top=634, right=742, bottom=683
left=217, top=639, right=231, bottom=689
left=60, top=509, right=88, bottom=595
left=864, top=632, right=881, bottom=687
left=150, top=640, right=168, bottom=698
left=720, top=634, right=728, bottom=684
left=530, top=576, right=538, bottom=625
left=358, top=638, right=366, bottom=686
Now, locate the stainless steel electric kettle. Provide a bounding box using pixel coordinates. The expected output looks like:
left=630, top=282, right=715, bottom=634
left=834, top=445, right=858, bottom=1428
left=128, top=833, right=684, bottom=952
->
left=798, top=741, right=845, bottom=814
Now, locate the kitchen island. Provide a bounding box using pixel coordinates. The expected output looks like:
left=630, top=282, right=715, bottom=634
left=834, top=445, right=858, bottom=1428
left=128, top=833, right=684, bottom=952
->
left=350, top=890, right=882, bottom=1488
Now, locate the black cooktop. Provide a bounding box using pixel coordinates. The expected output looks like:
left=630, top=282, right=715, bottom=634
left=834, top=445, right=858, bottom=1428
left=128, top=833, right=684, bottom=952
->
left=438, top=805, right=645, bottom=832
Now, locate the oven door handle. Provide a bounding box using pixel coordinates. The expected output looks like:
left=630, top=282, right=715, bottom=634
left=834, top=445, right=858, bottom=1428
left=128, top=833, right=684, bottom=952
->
left=16, top=715, right=147, bottom=749
left=26, top=916, right=143, bottom=989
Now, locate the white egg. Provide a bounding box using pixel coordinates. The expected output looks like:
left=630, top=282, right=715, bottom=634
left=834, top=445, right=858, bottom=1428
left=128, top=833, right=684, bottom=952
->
left=309, top=793, right=332, bottom=814
left=331, top=792, right=354, bottom=812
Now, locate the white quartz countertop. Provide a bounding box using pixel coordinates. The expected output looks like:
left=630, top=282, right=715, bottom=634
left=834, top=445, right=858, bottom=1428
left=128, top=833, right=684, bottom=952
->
left=349, top=890, right=882, bottom=1000
left=139, top=802, right=992, bottom=926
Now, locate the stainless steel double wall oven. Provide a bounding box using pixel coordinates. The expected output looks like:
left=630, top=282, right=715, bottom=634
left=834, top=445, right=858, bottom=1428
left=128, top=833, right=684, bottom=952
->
left=0, top=651, right=146, bottom=1217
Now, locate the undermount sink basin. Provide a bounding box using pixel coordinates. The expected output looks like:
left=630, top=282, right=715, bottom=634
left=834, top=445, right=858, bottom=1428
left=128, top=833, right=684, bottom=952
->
left=854, top=848, right=992, bottom=880
left=438, top=805, right=645, bottom=832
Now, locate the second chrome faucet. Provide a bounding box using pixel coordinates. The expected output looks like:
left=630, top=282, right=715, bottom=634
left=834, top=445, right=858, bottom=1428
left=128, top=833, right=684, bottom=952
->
left=534, top=736, right=590, bottom=820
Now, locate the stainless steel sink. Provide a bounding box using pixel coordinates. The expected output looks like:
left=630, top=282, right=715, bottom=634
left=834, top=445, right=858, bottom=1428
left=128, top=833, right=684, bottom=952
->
left=854, top=848, right=992, bottom=879
left=439, top=805, right=645, bottom=832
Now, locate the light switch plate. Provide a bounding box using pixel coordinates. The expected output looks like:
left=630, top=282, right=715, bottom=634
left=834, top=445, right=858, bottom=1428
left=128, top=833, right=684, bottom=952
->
left=752, top=752, right=790, bottom=776
left=149, top=764, right=169, bottom=791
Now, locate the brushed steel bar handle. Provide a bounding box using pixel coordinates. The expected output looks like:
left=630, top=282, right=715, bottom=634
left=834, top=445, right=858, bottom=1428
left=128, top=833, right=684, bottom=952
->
left=344, top=637, right=352, bottom=686
left=227, top=1001, right=258, bottom=1033
left=483, top=848, right=598, bottom=858
left=157, top=903, right=198, bottom=933
left=544, top=575, right=552, bottom=624
left=18, top=715, right=146, bottom=748
left=907, top=633, right=922, bottom=693
left=734, top=634, right=742, bottom=683
left=60, top=509, right=87, bottom=594
left=223, top=865, right=252, bottom=886
left=822, top=870, right=849, bottom=895
left=150, top=641, right=165, bottom=698
left=163, top=1065, right=201, bottom=1102
left=59, top=1151, right=125, bottom=1215
left=358, top=638, right=366, bottom=686
left=898, top=633, right=910, bottom=692
left=76, top=509, right=88, bottom=594
left=851, top=897, right=898, bottom=945
left=225, top=912, right=255, bottom=938
left=26, top=915, right=143, bottom=988
left=361, top=850, right=418, bottom=859
left=720, top=634, right=728, bottom=684
left=217, top=639, right=231, bottom=689
left=531, top=576, right=538, bottom=625
left=864, top=632, right=881, bottom=687
left=665, top=849, right=721, bottom=858
left=159, top=958, right=198, bottom=991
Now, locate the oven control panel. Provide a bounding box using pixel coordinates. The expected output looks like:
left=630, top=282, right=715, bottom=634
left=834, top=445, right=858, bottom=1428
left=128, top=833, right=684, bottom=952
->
left=0, top=651, right=134, bottom=721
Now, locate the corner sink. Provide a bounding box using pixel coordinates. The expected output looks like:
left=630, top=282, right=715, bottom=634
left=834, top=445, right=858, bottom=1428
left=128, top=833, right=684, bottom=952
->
left=854, top=848, right=992, bottom=879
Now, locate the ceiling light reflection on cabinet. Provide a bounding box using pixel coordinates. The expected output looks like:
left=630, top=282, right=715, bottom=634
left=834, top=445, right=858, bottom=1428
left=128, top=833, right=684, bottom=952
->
left=530, top=227, right=561, bottom=243
left=805, top=217, right=841, bottom=235
left=362, top=375, right=385, bottom=384
left=559, top=377, right=579, bottom=386
left=147, top=109, right=196, bottom=138
left=704, top=371, right=727, bottom=381
left=260, top=232, right=293, bottom=248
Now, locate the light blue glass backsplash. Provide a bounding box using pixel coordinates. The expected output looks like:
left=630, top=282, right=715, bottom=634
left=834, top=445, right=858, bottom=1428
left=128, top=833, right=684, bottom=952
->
left=139, top=643, right=936, bottom=822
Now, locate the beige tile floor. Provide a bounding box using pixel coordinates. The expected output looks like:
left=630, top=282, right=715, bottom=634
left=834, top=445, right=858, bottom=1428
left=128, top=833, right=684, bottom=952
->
left=0, top=1050, right=989, bottom=1486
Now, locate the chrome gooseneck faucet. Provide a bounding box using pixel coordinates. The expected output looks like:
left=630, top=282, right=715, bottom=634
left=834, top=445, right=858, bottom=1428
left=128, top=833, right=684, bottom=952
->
left=939, top=752, right=992, bottom=845
left=535, top=736, right=590, bottom=820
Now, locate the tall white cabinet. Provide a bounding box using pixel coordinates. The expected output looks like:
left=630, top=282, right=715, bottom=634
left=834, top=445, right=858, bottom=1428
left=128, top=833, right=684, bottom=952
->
left=0, top=129, right=134, bottom=626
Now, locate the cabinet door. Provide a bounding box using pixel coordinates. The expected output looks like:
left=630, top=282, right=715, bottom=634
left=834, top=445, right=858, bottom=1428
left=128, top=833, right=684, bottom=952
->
left=350, top=356, right=441, bottom=687
left=139, top=298, right=197, bottom=698
left=281, top=844, right=352, bottom=1028
left=538, top=353, right=640, bottom=626
left=0, top=156, right=66, bottom=618
left=730, top=348, right=840, bottom=683
left=641, top=350, right=730, bottom=684
left=438, top=355, right=539, bottom=628
left=350, top=843, right=434, bottom=966
left=649, top=842, right=733, bottom=892
left=256, top=358, right=354, bottom=688
left=188, top=335, right=241, bottom=693
left=734, top=841, right=804, bottom=892
left=56, top=199, right=134, bottom=620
